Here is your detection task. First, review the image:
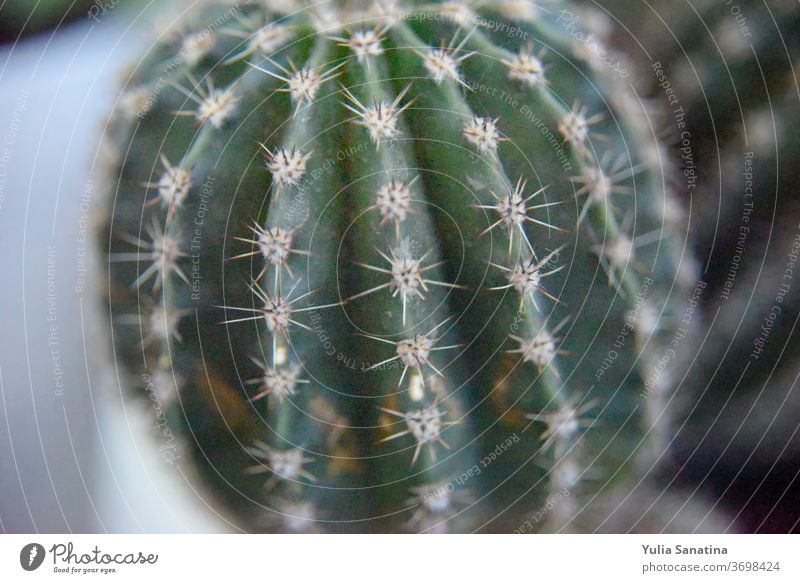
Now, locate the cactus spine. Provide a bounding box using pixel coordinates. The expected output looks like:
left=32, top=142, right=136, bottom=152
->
left=98, top=0, right=695, bottom=532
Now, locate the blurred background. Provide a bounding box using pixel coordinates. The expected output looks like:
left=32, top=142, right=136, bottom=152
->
left=0, top=0, right=226, bottom=532
left=0, top=0, right=798, bottom=533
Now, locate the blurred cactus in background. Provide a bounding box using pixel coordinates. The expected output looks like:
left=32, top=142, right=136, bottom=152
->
left=576, top=0, right=800, bottom=532
left=0, top=0, right=98, bottom=40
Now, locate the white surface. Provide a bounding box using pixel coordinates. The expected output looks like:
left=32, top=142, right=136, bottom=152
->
left=0, top=14, right=226, bottom=533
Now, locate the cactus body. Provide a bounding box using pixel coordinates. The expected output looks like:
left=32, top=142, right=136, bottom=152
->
left=99, top=0, right=694, bottom=532
left=647, top=0, right=800, bottom=509
left=581, top=0, right=800, bottom=250
left=574, top=0, right=800, bottom=529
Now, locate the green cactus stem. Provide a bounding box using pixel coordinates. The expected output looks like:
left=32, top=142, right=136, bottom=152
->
left=97, top=0, right=696, bottom=533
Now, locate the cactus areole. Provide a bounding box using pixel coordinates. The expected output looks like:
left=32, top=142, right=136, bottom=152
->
left=99, top=0, right=694, bottom=533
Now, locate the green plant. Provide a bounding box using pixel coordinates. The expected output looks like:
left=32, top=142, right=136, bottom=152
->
left=97, top=0, right=697, bottom=532
left=658, top=0, right=800, bottom=510
left=0, top=0, right=121, bottom=39
left=576, top=0, right=799, bottom=253
left=573, top=1, right=800, bottom=529
left=586, top=0, right=799, bottom=420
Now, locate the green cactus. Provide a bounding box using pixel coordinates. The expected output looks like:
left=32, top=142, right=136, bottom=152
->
left=571, top=0, right=800, bottom=527
left=0, top=0, right=96, bottom=38
left=577, top=0, right=800, bottom=253
left=655, top=0, right=800, bottom=511
left=97, top=0, right=698, bottom=533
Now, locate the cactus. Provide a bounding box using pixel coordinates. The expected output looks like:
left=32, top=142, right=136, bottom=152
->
left=653, top=1, right=800, bottom=525
left=575, top=0, right=800, bottom=254
left=0, top=0, right=98, bottom=38
left=572, top=0, right=800, bottom=530
left=97, top=0, right=697, bottom=533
